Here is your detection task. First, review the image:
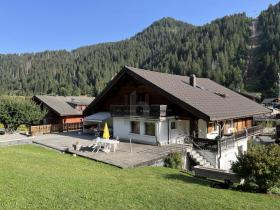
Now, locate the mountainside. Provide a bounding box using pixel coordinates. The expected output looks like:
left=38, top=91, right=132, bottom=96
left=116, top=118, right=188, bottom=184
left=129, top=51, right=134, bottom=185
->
left=253, top=3, right=280, bottom=96
left=0, top=3, right=280, bottom=97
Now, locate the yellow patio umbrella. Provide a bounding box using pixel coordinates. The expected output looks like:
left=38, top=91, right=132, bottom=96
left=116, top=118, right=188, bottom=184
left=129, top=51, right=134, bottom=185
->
left=102, top=122, right=110, bottom=140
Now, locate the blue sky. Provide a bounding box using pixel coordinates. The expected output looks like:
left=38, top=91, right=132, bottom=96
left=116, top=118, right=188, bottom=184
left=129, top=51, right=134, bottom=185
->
left=0, top=0, right=278, bottom=54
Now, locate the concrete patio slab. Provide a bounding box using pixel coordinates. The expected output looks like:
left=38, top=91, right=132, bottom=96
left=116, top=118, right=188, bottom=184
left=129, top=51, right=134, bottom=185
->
left=33, top=132, right=191, bottom=168
left=0, top=133, right=34, bottom=147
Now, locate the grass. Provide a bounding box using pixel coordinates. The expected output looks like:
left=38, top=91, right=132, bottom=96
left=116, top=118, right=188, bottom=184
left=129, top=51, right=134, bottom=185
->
left=0, top=145, right=279, bottom=210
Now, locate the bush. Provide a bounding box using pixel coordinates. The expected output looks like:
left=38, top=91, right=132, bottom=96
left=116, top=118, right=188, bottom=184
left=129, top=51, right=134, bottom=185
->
left=262, top=120, right=273, bottom=128
left=268, top=186, right=280, bottom=195
left=164, top=152, right=182, bottom=169
left=232, top=144, right=280, bottom=193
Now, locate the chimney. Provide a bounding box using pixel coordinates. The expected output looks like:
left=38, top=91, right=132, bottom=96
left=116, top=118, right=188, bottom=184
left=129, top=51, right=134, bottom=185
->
left=190, top=74, right=196, bottom=87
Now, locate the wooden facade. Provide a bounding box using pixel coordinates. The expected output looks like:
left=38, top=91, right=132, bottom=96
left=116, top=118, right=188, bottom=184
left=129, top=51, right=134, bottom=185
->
left=41, top=108, right=83, bottom=124
left=207, top=117, right=253, bottom=136
left=89, top=73, right=196, bottom=119
left=87, top=71, right=255, bottom=138
left=33, top=96, right=86, bottom=125
left=30, top=122, right=83, bottom=135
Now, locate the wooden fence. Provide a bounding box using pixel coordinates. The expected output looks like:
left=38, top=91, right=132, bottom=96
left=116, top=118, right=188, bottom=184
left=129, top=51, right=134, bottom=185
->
left=30, top=122, right=83, bottom=135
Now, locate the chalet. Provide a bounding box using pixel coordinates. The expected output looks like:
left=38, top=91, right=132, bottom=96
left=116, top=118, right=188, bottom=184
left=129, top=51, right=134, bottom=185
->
left=236, top=91, right=261, bottom=102
left=261, top=98, right=280, bottom=108
left=84, top=66, right=270, bottom=170
left=33, top=95, right=94, bottom=124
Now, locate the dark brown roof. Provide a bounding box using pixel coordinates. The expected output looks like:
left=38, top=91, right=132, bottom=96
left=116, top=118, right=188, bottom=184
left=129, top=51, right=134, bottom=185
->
left=85, top=66, right=270, bottom=121
left=34, top=95, right=94, bottom=116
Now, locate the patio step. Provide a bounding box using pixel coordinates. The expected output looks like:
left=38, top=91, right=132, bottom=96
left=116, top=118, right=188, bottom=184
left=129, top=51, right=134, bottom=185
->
left=189, top=150, right=215, bottom=169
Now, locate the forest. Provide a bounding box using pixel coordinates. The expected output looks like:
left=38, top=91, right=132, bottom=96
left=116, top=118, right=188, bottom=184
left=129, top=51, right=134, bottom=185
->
left=0, top=3, right=279, bottom=97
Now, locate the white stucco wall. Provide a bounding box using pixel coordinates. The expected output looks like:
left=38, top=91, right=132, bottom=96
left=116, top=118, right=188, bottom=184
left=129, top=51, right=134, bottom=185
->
left=169, top=120, right=190, bottom=144
left=218, top=137, right=248, bottom=170
left=113, top=117, right=191, bottom=145
left=113, top=117, right=130, bottom=139
left=157, top=121, right=168, bottom=145
left=113, top=117, right=157, bottom=145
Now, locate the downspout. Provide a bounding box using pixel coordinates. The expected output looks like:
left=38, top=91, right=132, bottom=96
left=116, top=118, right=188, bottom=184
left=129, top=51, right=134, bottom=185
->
left=217, top=122, right=222, bottom=169
left=167, top=119, right=170, bottom=144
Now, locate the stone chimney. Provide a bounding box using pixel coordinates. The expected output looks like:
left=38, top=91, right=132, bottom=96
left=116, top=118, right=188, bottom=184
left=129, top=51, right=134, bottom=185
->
left=190, top=74, right=196, bottom=87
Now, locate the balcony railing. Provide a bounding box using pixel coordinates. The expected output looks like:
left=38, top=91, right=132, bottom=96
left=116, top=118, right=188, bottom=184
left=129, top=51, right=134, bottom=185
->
left=220, top=124, right=263, bottom=151
left=110, top=105, right=171, bottom=117
left=190, top=125, right=263, bottom=153
left=191, top=138, right=218, bottom=152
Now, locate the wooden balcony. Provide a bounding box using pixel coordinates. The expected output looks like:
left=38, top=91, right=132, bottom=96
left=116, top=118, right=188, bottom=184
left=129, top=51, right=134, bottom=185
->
left=110, top=105, right=171, bottom=118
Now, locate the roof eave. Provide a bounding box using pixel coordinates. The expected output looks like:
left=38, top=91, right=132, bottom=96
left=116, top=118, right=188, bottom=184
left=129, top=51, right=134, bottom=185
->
left=83, top=66, right=128, bottom=116
left=210, top=110, right=272, bottom=121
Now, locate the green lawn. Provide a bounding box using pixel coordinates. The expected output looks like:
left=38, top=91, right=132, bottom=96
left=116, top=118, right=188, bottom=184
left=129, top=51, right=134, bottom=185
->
left=0, top=145, right=279, bottom=210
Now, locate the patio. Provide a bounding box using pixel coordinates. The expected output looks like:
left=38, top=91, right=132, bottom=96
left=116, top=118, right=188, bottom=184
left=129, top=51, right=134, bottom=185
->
left=33, top=132, right=191, bottom=168
left=0, top=133, right=34, bottom=147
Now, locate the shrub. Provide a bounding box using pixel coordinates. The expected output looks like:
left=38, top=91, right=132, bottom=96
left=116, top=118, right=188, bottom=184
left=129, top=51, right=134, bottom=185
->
left=231, top=144, right=280, bottom=193
left=268, top=186, right=280, bottom=195
left=262, top=120, right=273, bottom=128
left=164, top=152, right=182, bottom=169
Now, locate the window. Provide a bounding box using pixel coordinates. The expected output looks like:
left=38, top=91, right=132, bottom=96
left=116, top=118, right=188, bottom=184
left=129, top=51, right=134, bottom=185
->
left=171, top=121, right=176, bottom=130
left=137, top=93, right=146, bottom=103
left=145, top=122, right=155, bottom=136
left=207, top=122, right=217, bottom=133
left=130, top=121, right=140, bottom=134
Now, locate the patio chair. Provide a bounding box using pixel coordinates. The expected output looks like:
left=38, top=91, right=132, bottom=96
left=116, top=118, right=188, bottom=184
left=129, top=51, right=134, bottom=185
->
left=90, top=142, right=102, bottom=153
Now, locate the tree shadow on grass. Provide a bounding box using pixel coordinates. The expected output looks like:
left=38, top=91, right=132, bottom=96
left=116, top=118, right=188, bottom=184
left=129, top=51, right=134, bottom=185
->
left=163, top=172, right=213, bottom=187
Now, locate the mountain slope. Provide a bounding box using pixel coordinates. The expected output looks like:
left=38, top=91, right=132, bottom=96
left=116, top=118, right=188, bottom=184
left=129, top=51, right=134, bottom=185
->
left=142, top=14, right=251, bottom=91
left=0, top=3, right=279, bottom=97
left=253, top=3, right=280, bottom=97
left=0, top=18, right=193, bottom=96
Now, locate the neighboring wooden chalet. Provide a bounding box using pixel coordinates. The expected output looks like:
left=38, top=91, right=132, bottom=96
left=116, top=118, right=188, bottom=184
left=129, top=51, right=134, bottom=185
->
left=33, top=95, right=94, bottom=124
left=261, top=98, right=280, bottom=108
left=236, top=91, right=261, bottom=102
left=84, top=66, right=270, bottom=169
